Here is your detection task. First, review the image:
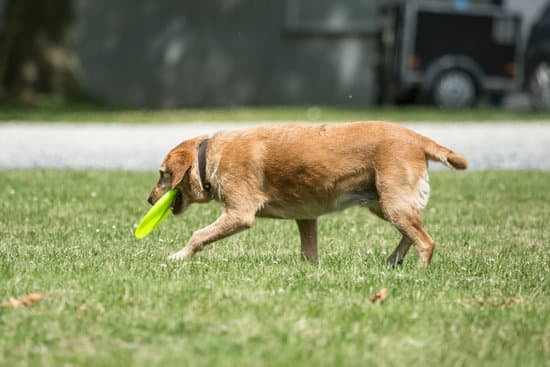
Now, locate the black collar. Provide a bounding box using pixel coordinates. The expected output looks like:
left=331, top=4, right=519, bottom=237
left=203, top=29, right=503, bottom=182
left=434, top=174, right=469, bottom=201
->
left=198, top=139, right=211, bottom=193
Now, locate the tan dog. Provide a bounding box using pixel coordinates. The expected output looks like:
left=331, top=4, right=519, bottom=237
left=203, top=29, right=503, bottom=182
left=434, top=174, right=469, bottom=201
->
left=148, top=121, right=467, bottom=266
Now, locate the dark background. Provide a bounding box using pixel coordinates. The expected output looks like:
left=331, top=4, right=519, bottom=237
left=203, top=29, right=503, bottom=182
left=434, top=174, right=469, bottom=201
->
left=0, top=0, right=546, bottom=107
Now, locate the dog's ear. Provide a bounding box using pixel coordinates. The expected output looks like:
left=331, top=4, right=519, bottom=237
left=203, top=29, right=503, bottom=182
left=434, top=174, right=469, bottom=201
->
left=166, top=148, right=192, bottom=189
left=169, top=165, right=190, bottom=189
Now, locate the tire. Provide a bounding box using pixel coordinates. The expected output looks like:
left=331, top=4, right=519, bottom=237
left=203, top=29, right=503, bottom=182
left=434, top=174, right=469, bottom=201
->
left=528, top=60, right=550, bottom=111
left=432, top=69, right=477, bottom=108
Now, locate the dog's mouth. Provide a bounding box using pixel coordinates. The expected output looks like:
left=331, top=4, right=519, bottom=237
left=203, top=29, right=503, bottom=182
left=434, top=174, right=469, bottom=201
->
left=170, top=190, right=183, bottom=215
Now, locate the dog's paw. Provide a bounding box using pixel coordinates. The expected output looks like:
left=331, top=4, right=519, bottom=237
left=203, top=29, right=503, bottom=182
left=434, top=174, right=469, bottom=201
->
left=167, top=248, right=193, bottom=260
left=385, top=255, right=404, bottom=267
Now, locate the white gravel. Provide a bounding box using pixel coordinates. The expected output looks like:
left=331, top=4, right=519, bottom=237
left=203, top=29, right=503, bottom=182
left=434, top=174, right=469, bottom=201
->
left=1, top=121, right=549, bottom=170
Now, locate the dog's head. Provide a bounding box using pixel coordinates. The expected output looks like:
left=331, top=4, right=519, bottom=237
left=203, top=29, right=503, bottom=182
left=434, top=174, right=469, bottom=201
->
left=147, top=137, right=206, bottom=215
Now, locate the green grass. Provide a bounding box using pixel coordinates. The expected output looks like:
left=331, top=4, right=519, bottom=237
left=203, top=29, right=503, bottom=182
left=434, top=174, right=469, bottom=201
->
left=1, top=97, right=550, bottom=122
left=0, top=170, right=548, bottom=366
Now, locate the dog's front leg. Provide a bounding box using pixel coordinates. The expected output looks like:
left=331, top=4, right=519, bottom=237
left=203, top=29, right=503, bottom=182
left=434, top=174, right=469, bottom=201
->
left=168, top=210, right=254, bottom=260
left=296, top=219, right=318, bottom=263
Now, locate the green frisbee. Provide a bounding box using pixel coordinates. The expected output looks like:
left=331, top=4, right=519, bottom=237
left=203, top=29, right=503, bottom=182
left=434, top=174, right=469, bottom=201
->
left=135, top=189, right=178, bottom=239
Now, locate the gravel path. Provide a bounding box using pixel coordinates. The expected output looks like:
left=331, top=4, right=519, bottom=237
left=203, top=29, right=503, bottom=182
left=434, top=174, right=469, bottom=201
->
left=1, top=122, right=549, bottom=170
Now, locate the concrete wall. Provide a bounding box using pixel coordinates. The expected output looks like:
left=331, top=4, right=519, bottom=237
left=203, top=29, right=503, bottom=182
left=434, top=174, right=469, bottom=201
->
left=75, top=0, right=380, bottom=108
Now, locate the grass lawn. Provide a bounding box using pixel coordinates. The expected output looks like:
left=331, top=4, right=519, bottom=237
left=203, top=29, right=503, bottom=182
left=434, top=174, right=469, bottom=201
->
left=2, top=98, right=550, bottom=122
left=0, top=170, right=548, bottom=366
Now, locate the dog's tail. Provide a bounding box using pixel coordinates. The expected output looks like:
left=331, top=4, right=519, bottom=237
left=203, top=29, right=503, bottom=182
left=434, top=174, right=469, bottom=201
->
left=422, top=137, right=468, bottom=170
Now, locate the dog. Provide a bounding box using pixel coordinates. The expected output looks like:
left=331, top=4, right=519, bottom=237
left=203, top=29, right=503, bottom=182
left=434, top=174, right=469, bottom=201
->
left=147, top=121, right=467, bottom=266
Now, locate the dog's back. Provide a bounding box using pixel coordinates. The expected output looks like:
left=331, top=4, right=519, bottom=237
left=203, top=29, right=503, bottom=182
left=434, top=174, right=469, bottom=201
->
left=207, top=122, right=465, bottom=220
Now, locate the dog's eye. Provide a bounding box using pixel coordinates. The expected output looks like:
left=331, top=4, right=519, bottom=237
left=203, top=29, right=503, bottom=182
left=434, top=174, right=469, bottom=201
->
left=161, top=174, right=171, bottom=188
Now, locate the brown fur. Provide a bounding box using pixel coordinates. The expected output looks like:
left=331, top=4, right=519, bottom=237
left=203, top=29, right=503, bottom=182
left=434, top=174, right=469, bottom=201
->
left=148, top=121, right=467, bottom=266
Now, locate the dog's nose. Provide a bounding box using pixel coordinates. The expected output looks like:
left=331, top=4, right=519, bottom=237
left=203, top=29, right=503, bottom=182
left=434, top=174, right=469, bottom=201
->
left=147, top=196, right=154, bottom=205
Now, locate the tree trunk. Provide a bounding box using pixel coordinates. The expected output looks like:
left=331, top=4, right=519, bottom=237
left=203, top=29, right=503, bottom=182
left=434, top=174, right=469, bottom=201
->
left=0, top=0, right=79, bottom=102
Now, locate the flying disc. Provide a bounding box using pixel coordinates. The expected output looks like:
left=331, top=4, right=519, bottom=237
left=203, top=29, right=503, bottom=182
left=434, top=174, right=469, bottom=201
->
left=135, top=189, right=178, bottom=239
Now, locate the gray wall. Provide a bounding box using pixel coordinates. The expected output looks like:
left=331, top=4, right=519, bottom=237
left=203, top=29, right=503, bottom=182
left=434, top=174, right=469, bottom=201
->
left=75, top=0, right=380, bottom=108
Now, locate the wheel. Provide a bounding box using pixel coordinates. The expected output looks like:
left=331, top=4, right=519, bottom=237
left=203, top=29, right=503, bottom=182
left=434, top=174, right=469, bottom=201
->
left=528, top=60, right=550, bottom=110
left=432, top=70, right=477, bottom=108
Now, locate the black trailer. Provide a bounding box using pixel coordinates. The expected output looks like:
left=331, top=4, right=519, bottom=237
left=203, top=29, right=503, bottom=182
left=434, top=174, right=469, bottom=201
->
left=524, top=2, right=550, bottom=110
left=379, top=0, right=522, bottom=108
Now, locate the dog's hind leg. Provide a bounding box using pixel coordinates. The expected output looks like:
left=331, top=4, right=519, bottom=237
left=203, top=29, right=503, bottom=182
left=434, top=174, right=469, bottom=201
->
left=381, top=206, right=435, bottom=267
left=386, top=235, right=413, bottom=266
left=374, top=158, right=435, bottom=266
left=168, top=209, right=255, bottom=260
left=367, top=204, right=415, bottom=266
left=397, top=215, right=434, bottom=267
left=296, top=219, right=318, bottom=263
